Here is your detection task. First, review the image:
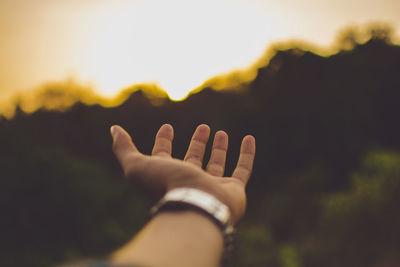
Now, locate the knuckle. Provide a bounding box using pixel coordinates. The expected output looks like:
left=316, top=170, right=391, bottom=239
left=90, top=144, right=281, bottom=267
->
left=211, top=158, right=224, bottom=166
left=208, top=164, right=223, bottom=172
left=237, top=162, right=252, bottom=172
left=207, top=165, right=224, bottom=176
left=185, top=153, right=202, bottom=162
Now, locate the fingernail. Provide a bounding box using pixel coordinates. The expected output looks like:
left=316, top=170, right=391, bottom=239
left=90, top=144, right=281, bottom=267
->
left=110, top=125, right=117, bottom=138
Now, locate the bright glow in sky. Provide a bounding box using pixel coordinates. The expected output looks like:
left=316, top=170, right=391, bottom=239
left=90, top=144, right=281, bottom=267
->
left=0, top=0, right=399, bottom=101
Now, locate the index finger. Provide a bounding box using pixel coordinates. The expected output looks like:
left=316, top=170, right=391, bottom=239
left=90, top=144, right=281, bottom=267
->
left=231, top=135, right=256, bottom=184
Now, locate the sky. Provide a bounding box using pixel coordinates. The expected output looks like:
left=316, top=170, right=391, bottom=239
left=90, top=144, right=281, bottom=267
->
left=0, top=0, right=399, bottom=102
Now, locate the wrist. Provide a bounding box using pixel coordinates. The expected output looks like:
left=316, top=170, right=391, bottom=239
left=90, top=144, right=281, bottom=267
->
left=152, top=210, right=224, bottom=242
left=150, top=188, right=235, bottom=258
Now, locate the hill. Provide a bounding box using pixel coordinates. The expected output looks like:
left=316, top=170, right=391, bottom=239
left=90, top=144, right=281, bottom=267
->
left=1, top=31, right=400, bottom=266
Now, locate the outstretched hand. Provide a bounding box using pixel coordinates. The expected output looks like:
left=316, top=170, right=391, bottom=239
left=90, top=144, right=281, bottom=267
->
left=111, top=124, right=256, bottom=223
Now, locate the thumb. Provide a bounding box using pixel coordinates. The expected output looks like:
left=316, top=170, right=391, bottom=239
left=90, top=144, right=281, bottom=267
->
left=111, top=125, right=140, bottom=163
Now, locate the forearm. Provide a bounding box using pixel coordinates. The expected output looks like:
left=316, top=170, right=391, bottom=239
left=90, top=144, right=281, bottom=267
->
left=110, top=210, right=224, bottom=267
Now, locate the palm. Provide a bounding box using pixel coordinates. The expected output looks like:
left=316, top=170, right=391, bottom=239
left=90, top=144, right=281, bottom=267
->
left=111, top=124, right=255, bottom=223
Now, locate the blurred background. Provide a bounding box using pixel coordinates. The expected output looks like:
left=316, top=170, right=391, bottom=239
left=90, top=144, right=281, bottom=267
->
left=1, top=0, right=400, bottom=266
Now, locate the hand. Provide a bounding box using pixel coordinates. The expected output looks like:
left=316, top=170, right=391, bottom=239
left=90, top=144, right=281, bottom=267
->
left=111, top=124, right=256, bottom=223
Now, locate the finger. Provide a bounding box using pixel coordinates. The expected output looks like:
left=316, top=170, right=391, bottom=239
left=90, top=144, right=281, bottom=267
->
left=151, top=124, right=174, bottom=157
left=206, top=131, right=228, bottom=176
left=111, top=125, right=140, bottom=164
left=232, top=135, right=256, bottom=184
left=184, top=124, right=210, bottom=167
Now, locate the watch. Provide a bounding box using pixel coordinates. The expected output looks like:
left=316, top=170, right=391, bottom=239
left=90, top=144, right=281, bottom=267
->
left=150, top=188, right=235, bottom=256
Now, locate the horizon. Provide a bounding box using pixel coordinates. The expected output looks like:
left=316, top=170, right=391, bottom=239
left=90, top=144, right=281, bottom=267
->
left=0, top=26, right=398, bottom=119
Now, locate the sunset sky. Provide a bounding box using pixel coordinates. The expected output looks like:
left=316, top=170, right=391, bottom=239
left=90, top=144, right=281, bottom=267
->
left=0, top=0, right=399, bottom=102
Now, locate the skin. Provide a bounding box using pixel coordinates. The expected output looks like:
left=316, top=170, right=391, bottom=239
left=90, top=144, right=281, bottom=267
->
left=109, top=124, right=256, bottom=267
